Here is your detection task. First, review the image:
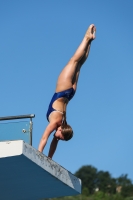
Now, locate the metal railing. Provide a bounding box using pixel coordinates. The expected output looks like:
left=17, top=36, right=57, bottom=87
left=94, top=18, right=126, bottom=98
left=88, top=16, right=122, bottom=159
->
left=0, top=114, right=35, bottom=145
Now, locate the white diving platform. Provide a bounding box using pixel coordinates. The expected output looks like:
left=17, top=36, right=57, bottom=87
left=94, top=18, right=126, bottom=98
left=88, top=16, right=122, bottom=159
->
left=0, top=140, right=81, bottom=200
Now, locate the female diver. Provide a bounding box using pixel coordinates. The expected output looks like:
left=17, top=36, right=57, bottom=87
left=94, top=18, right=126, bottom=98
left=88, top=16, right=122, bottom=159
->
left=38, top=24, right=96, bottom=158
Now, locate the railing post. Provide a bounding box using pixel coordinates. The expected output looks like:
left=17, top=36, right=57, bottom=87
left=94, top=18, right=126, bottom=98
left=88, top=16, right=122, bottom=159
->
left=29, top=118, right=33, bottom=146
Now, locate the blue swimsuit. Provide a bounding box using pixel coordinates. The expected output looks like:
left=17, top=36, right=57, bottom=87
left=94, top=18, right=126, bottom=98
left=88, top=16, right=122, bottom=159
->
left=46, top=88, right=75, bottom=121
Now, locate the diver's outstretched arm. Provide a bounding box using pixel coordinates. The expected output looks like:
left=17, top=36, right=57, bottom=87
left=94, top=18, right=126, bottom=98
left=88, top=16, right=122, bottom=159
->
left=38, top=122, right=57, bottom=152
left=48, top=137, right=59, bottom=158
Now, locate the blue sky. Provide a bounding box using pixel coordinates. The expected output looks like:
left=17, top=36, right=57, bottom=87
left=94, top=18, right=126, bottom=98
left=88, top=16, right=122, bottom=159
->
left=0, top=0, right=133, bottom=181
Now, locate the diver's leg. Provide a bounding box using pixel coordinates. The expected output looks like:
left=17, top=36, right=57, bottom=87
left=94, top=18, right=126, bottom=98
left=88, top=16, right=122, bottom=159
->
left=55, top=24, right=96, bottom=92
left=72, top=39, right=93, bottom=91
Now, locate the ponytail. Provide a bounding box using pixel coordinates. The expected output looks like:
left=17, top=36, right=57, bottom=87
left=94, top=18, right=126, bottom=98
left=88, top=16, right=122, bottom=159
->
left=61, top=112, right=73, bottom=141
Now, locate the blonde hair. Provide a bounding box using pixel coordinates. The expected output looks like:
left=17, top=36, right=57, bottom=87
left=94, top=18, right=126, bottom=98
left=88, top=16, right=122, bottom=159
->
left=61, top=112, right=73, bottom=141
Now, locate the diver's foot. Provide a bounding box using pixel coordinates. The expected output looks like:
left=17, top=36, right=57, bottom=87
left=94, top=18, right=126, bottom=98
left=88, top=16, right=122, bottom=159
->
left=85, top=24, right=96, bottom=41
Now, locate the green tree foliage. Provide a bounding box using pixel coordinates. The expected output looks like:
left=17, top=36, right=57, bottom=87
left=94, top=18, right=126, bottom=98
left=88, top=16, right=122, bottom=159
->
left=125, top=197, right=133, bottom=200
left=75, top=165, right=116, bottom=195
left=92, top=191, right=105, bottom=200
left=75, top=165, right=98, bottom=194
left=53, top=193, right=125, bottom=200
left=82, top=187, right=89, bottom=196
left=116, top=175, right=132, bottom=187
left=112, top=193, right=125, bottom=200
left=116, top=174, right=133, bottom=198
left=121, top=185, right=133, bottom=198
left=74, top=165, right=133, bottom=198
left=96, top=171, right=116, bottom=194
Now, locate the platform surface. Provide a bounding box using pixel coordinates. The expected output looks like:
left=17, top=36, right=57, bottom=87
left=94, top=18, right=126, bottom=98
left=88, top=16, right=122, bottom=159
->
left=0, top=140, right=81, bottom=200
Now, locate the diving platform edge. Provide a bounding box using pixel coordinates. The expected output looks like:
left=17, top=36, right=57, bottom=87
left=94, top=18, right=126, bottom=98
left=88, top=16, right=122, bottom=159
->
left=0, top=140, right=81, bottom=200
